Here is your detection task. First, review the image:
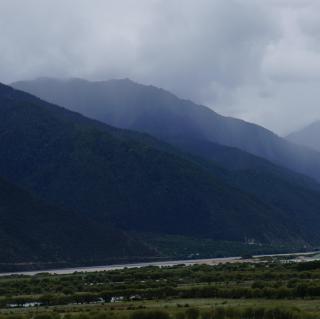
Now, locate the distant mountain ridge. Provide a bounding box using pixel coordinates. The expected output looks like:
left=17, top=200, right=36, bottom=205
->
left=2, top=81, right=320, bottom=250
left=3, top=81, right=320, bottom=267
left=287, top=121, right=320, bottom=152
left=0, top=81, right=297, bottom=246
left=12, top=77, right=320, bottom=183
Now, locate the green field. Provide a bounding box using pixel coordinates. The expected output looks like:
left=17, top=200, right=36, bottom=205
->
left=1, top=258, right=320, bottom=319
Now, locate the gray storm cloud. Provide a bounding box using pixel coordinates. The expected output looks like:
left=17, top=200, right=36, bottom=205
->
left=1, top=0, right=320, bottom=134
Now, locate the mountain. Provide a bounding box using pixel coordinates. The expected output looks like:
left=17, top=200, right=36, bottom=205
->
left=0, top=82, right=287, bottom=244
left=2, top=81, right=320, bottom=248
left=12, top=78, right=320, bottom=183
left=287, top=121, right=320, bottom=152
left=0, top=176, right=153, bottom=265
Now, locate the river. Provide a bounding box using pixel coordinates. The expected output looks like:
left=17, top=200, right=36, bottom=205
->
left=0, top=251, right=318, bottom=277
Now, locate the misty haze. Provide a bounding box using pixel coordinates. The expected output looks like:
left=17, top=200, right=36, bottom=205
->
left=1, top=1, right=320, bottom=318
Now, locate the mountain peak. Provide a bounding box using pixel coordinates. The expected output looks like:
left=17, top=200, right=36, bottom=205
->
left=287, top=120, right=320, bottom=152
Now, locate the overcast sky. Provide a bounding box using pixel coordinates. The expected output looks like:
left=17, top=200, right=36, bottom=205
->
left=1, top=0, right=320, bottom=134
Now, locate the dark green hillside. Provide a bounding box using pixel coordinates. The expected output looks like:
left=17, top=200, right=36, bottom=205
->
left=0, top=82, right=311, bottom=246
left=0, top=177, right=153, bottom=264
left=171, top=138, right=320, bottom=244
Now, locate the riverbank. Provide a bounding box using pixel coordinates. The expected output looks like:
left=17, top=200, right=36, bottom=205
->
left=0, top=250, right=319, bottom=277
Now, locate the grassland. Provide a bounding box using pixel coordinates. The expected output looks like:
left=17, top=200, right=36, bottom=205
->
left=1, top=257, right=320, bottom=319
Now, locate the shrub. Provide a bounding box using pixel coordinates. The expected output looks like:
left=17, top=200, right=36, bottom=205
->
left=130, top=310, right=170, bottom=319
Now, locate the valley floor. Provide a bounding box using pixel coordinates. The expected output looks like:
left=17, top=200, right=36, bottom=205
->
left=1, top=253, right=320, bottom=319
left=1, top=250, right=318, bottom=276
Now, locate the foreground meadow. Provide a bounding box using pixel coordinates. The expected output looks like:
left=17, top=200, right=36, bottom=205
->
left=1, top=257, right=320, bottom=319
